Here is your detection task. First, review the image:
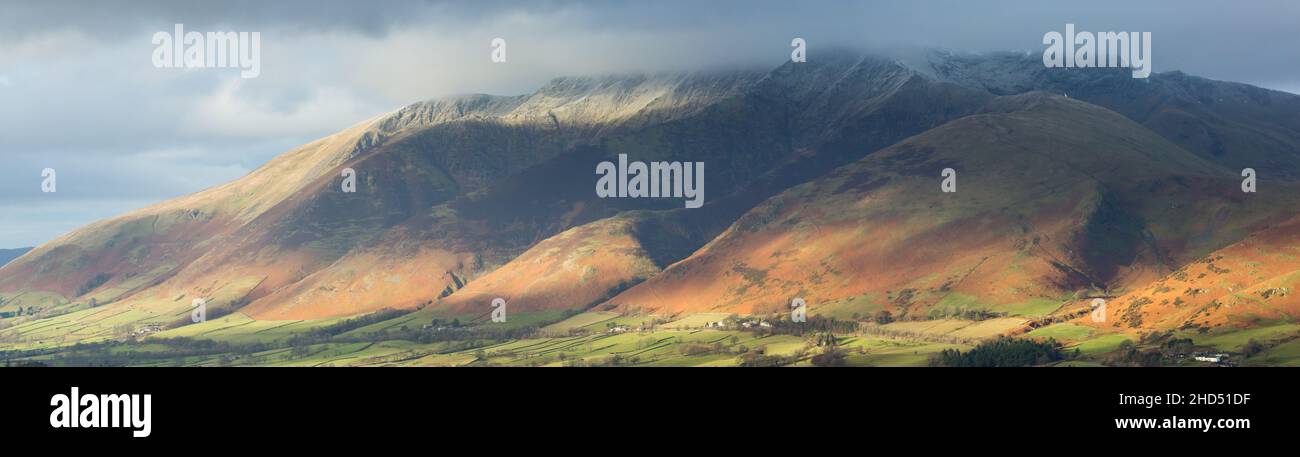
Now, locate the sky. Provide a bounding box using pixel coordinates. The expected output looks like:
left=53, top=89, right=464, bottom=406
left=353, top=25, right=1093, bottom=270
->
left=1, top=0, right=1297, bottom=248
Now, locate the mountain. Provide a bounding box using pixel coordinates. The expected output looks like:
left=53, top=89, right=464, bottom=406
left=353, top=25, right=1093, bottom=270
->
left=0, top=248, right=31, bottom=267
left=0, top=53, right=996, bottom=328
left=0, top=71, right=777, bottom=326
left=5, top=49, right=1300, bottom=347
left=926, top=50, right=1300, bottom=179
left=601, top=93, right=1300, bottom=325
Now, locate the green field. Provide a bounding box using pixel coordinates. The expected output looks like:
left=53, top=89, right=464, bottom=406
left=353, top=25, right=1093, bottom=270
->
left=1070, top=334, right=1133, bottom=356
left=1025, top=323, right=1095, bottom=341
left=6, top=307, right=1298, bottom=367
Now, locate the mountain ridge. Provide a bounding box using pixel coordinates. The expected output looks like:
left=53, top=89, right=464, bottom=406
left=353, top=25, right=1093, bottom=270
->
left=5, top=49, right=1300, bottom=347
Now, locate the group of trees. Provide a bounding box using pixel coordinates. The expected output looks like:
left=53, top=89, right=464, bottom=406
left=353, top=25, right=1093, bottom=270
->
left=760, top=315, right=860, bottom=336
left=928, top=308, right=1007, bottom=321
left=738, top=350, right=803, bottom=367
left=810, top=348, right=847, bottom=366
left=76, top=272, right=112, bottom=296
left=934, top=337, right=1070, bottom=367
left=1105, top=339, right=1171, bottom=366
left=0, top=307, right=36, bottom=319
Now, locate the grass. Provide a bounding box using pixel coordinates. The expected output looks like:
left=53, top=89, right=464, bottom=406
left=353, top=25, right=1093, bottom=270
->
left=661, top=313, right=732, bottom=329
left=0, top=290, right=69, bottom=313
left=1070, top=333, right=1132, bottom=356
left=948, top=318, right=1028, bottom=339
left=812, top=293, right=885, bottom=319
left=9, top=304, right=1291, bottom=367
left=152, top=313, right=349, bottom=345
left=1179, top=323, right=1300, bottom=351
left=1000, top=298, right=1063, bottom=317
left=879, top=317, right=1024, bottom=340
left=930, top=293, right=1060, bottom=318
left=1025, top=323, right=1095, bottom=341
left=1052, top=360, right=1107, bottom=367
left=541, top=311, right=619, bottom=333
left=839, top=337, right=968, bottom=366
left=1245, top=339, right=1300, bottom=366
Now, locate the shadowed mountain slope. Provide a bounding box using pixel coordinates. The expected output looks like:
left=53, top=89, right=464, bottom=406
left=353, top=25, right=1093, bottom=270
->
left=602, top=93, right=1300, bottom=325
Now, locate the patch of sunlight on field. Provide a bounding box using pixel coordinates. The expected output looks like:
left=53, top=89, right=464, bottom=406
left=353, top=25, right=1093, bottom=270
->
left=1070, top=333, right=1132, bottom=355
left=1025, top=323, right=1095, bottom=341
left=337, top=313, right=424, bottom=336
left=948, top=317, right=1027, bottom=339
left=1245, top=339, right=1300, bottom=366
left=351, top=309, right=572, bottom=337
left=414, top=330, right=780, bottom=367
left=881, top=317, right=1023, bottom=339
left=1, top=289, right=218, bottom=349
left=1052, top=360, right=1107, bottom=367
left=839, top=336, right=968, bottom=366
left=749, top=334, right=805, bottom=356
left=1, top=306, right=167, bottom=349
left=288, top=341, right=429, bottom=367
left=539, top=311, right=627, bottom=334
left=151, top=312, right=348, bottom=344
left=152, top=313, right=254, bottom=338
left=931, top=293, right=1062, bottom=317
left=812, top=293, right=884, bottom=319
left=883, top=319, right=971, bottom=334
left=0, top=290, right=68, bottom=313
left=537, top=314, right=665, bottom=338
left=1183, top=323, right=1300, bottom=351
left=1000, top=298, right=1064, bottom=317
left=636, top=353, right=738, bottom=367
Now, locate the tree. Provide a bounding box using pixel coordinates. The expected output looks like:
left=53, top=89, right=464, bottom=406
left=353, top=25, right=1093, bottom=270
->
left=935, top=337, right=1067, bottom=367
left=1242, top=339, right=1265, bottom=358
left=811, top=348, right=846, bottom=367
left=873, top=310, right=894, bottom=325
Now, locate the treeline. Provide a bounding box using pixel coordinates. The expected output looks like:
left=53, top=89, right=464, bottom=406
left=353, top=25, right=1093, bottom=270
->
left=925, top=307, right=1008, bottom=321
left=286, top=308, right=409, bottom=343
left=760, top=316, right=859, bottom=336
left=327, top=322, right=545, bottom=346
left=933, top=337, right=1072, bottom=367
left=76, top=273, right=112, bottom=296
left=0, top=337, right=271, bottom=367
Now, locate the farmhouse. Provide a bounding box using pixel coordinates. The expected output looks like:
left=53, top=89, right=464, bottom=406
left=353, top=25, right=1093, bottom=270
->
left=1193, top=353, right=1230, bottom=364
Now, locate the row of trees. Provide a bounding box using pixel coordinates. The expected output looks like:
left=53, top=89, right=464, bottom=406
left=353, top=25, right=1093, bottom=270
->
left=934, top=337, right=1071, bottom=367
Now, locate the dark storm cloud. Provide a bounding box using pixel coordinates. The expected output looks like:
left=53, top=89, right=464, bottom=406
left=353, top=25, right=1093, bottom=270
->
left=0, top=0, right=1297, bottom=247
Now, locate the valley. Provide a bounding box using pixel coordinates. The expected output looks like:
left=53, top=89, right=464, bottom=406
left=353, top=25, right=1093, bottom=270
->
left=4, top=306, right=1291, bottom=366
